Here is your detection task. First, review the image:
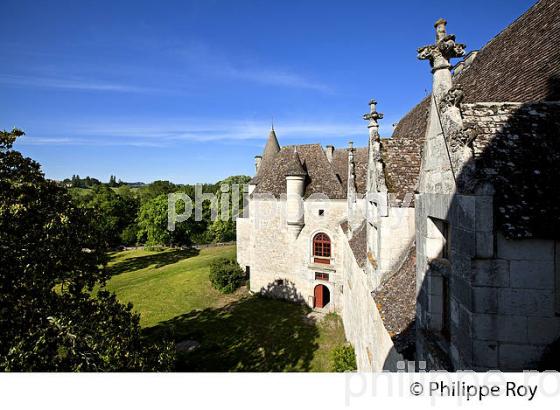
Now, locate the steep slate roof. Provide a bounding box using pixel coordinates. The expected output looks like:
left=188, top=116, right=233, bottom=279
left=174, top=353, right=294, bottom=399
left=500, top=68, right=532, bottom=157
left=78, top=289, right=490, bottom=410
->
left=262, top=129, right=281, bottom=158
left=348, top=221, right=367, bottom=269
left=456, top=0, right=560, bottom=103
left=331, top=147, right=368, bottom=196
left=340, top=220, right=368, bottom=270
left=250, top=129, right=281, bottom=185
left=458, top=0, right=560, bottom=239
left=284, top=149, right=307, bottom=176
left=382, top=99, right=428, bottom=205
left=372, top=246, right=417, bottom=358
left=252, top=143, right=367, bottom=199
left=253, top=144, right=344, bottom=199
left=380, top=0, right=560, bottom=212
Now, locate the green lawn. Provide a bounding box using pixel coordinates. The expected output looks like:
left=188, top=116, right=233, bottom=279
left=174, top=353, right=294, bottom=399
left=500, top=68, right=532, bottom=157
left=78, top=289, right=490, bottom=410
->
left=106, top=245, right=348, bottom=371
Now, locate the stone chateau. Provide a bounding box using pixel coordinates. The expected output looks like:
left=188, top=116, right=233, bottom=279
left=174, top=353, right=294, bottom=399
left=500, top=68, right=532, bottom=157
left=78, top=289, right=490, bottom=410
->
left=237, top=0, right=560, bottom=371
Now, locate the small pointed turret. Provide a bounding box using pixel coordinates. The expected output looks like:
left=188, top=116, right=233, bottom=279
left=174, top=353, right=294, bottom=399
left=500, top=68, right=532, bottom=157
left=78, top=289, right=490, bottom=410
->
left=262, top=128, right=281, bottom=162
left=249, top=127, right=281, bottom=190
left=284, top=148, right=306, bottom=177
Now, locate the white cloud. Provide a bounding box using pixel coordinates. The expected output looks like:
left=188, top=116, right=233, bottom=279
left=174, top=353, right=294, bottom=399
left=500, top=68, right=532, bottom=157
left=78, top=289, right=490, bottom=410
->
left=0, top=74, right=161, bottom=93
left=222, top=66, right=332, bottom=93
left=173, top=42, right=332, bottom=93
left=19, top=117, right=365, bottom=147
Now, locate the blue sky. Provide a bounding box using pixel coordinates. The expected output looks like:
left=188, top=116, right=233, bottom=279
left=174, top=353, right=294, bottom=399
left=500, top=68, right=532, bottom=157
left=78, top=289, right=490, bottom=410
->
left=0, top=0, right=535, bottom=183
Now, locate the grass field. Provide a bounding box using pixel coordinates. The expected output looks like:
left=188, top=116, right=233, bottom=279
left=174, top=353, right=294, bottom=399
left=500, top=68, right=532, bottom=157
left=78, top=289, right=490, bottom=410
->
left=106, top=245, right=347, bottom=371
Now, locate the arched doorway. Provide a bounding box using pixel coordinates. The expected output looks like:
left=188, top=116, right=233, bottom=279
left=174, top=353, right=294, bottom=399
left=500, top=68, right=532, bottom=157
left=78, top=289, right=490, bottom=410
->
left=314, top=284, right=330, bottom=309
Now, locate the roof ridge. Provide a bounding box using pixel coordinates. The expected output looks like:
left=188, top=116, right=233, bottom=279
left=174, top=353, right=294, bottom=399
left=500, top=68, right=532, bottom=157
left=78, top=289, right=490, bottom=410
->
left=283, top=143, right=323, bottom=148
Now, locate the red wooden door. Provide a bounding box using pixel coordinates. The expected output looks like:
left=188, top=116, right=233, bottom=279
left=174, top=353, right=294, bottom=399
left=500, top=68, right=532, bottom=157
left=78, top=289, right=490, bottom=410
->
left=314, top=285, right=323, bottom=308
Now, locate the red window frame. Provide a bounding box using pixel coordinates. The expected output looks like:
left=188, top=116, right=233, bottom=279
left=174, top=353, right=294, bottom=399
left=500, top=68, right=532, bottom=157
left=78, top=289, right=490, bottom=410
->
left=313, top=233, right=331, bottom=264
left=315, top=272, right=330, bottom=281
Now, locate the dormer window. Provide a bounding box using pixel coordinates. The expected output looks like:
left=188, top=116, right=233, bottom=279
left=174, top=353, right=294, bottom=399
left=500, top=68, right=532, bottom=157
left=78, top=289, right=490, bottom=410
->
left=313, top=233, right=331, bottom=264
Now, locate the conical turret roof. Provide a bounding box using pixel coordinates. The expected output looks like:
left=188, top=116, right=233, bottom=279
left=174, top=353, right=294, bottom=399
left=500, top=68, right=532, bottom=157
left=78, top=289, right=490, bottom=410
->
left=250, top=128, right=281, bottom=185
left=262, top=129, right=280, bottom=162
left=284, top=148, right=307, bottom=177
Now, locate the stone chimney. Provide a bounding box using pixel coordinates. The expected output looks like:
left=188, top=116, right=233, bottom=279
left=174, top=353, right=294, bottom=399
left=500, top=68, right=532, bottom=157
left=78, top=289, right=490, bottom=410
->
left=254, top=155, right=262, bottom=173
left=285, top=148, right=307, bottom=240
left=325, top=145, right=334, bottom=163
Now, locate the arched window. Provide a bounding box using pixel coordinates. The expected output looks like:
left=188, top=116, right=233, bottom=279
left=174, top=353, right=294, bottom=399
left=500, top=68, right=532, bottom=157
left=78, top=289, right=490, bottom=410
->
left=313, top=233, right=331, bottom=264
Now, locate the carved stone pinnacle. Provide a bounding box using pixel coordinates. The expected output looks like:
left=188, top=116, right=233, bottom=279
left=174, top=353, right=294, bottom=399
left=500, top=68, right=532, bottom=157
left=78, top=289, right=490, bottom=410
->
left=417, top=19, right=466, bottom=71
left=363, top=99, right=384, bottom=124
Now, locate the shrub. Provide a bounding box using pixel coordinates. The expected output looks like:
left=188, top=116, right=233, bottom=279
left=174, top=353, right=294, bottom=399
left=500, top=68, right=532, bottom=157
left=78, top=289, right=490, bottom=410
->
left=331, top=344, right=357, bottom=372
left=209, top=257, right=245, bottom=294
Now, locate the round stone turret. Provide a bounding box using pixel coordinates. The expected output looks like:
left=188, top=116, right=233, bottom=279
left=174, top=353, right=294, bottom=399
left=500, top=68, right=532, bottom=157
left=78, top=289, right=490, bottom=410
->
left=285, top=149, right=306, bottom=240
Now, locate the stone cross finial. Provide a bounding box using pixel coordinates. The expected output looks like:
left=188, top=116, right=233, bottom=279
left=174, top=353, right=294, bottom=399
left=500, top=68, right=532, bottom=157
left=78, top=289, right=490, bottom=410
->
left=417, top=18, right=465, bottom=72
left=363, top=99, right=384, bottom=142
left=362, top=99, right=384, bottom=125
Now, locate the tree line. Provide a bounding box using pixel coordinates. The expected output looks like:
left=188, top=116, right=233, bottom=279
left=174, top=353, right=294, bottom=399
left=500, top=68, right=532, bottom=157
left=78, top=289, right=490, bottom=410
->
left=62, top=174, right=146, bottom=188
left=69, top=176, right=250, bottom=249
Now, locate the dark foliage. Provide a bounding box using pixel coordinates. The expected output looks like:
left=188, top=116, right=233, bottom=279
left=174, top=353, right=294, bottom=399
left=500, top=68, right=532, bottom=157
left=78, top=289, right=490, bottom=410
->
left=0, top=130, right=173, bottom=371
left=209, top=257, right=246, bottom=294
left=72, top=185, right=140, bottom=248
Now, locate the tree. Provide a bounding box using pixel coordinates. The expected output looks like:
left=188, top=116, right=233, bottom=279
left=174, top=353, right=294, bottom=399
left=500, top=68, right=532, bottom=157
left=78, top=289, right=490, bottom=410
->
left=0, top=129, right=173, bottom=371
left=136, top=194, right=194, bottom=247
left=136, top=195, right=173, bottom=246
left=207, top=175, right=251, bottom=243
left=136, top=191, right=208, bottom=247
left=137, top=180, right=177, bottom=203
left=71, top=185, right=139, bottom=248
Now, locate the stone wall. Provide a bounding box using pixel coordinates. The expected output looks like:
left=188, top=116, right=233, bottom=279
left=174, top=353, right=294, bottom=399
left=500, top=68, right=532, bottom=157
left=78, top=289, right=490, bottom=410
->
left=470, top=234, right=559, bottom=370
left=341, top=227, right=402, bottom=371
left=416, top=192, right=560, bottom=370
left=368, top=203, right=415, bottom=287
left=237, top=197, right=348, bottom=312
left=416, top=192, right=478, bottom=369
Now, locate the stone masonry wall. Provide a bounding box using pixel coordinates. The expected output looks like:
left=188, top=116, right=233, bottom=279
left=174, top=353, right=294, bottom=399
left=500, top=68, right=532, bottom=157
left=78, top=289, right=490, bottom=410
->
left=416, top=192, right=560, bottom=370
left=341, top=227, right=403, bottom=371
left=471, top=234, right=559, bottom=370
left=237, top=197, right=348, bottom=312
left=369, top=205, right=416, bottom=288
left=416, top=192, right=478, bottom=369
